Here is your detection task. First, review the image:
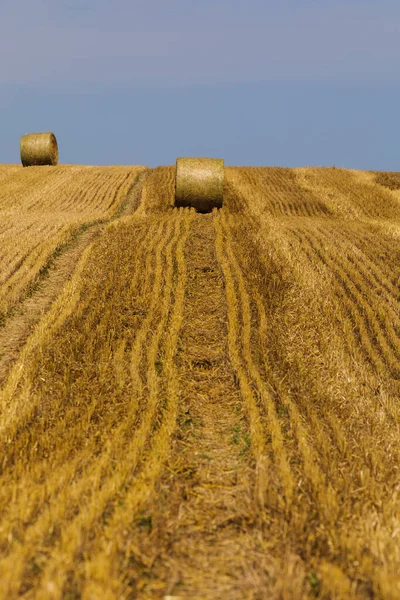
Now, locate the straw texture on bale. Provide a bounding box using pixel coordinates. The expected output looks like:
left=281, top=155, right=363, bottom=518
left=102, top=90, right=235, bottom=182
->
left=20, top=132, right=59, bottom=167
left=174, top=157, right=224, bottom=212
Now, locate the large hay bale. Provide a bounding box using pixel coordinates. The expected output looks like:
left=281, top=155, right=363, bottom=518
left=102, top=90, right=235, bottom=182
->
left=174, top=157, right=224, bottom=212
left=20, top=132, right=59, bottom=167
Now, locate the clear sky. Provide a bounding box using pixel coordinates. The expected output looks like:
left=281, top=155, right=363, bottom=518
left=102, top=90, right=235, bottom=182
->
left=1, top=0, right=400, bottom=168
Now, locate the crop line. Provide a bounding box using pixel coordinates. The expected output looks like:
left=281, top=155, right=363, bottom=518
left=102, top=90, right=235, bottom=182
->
left=223, top=212, right=354, bottom=517
left=0, top=245, right=100, bottom=595
left=128, top=217, right=171, bottom=400
left=214, top=212, right=273, bottom=512
left=297, top=226, right=400, bottom=375
left=288, top=225, right=400, bottom=447
left=24, top=214, right=185, bottom=597
left=301, top=228, right=386, bottom=372
left=0, top=244, right=96, bottom=440
left=91, top=172, right=127, bottom=215
left=79, top=209, right=194, bottom=599
left=0, top=215, right=181, bottom=596
left=304, top=225, right=399, bottom=355
left=262, top=172, right=288, bottom=216
left=71, top=172, right=107, bottom=213
left=54, top=172, right=92, bottom=213
left=266, top=361, right=340, bottom=524
left=219, top=213, right=346, bottom=524
left=286, top=227, right=360, bottom=359
left=284, top=226, right=400, bottom=471
left=0, top=222, right=89, bottom=317
left=220, top=211, right=296, bottom=509
left=344, top=240, right=400, bottom=313
left=320, top=222, right=400, bottom=311
left=124, top=213, right=184, bottom=473
left=0, top=167, right=143, bottom=319
left=254, top=283, right=359, bottom=488
left=105, top=171, right=133, bottom=212
left=107, top=171, right=136, bottom=214
left=276, top=170, right=318, bottom=217
left=254, top=280, right=345, bottom=475
left=0, top=223, right=156, bottom=528
left=90, top=173, right=118, bottom=213
left=0, top=169, right=50, bottom=208
left=74, top=170, right=117, bottom=214
left=22, top=172, right=73, bottom=212
left=314, top=223, right=400, bottom=358
left=27, top=210, right=186, bottom=592
left=289, top=227, right=388, bottom=374
left=0, top=207, right=147, bottom=438
left=0, top=230, right=55, bottom=289
left=0, top=218, right=58, bottom=277
left=320, top=170, right=380, bottom=218
left=29, top=171, right=84, bottom=213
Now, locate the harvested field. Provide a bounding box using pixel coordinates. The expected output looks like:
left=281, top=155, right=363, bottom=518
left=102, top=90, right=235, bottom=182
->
left=0, top=164, right=146, bottom=327
left=0, top=164, right=400, bottom=598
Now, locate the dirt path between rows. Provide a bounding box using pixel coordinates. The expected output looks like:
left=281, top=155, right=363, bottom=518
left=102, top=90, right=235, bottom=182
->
left=0, top=169, right=149, bottom=386
left=129, top=213, right=273, bottom=599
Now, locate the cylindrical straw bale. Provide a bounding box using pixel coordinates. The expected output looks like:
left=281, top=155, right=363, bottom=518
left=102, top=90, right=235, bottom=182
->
left=174, top=157, right=224, bottom=212
left=20, top=132, right=59, bottom=167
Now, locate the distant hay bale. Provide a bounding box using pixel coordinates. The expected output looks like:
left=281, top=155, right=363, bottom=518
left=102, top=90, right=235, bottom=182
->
left=174, top=157, right=224, bottom=212
left=20, top=132, right=59, bottom=167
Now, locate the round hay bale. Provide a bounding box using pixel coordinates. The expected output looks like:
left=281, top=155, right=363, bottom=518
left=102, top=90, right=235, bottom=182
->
left=174, top=157, right=224, bottom=212
left=20, top=132, right=59, bottom=167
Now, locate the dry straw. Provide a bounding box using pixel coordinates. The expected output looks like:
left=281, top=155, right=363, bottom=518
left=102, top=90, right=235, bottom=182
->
left=174, top=157, right=224, bottom=212
left=20, top=132, right=59, bottom=167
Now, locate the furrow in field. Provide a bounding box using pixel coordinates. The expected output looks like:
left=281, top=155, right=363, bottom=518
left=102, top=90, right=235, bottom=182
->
left=218, top=212, right=363, bottom=587
left=313, top=223, right=400, bottom=361
left=34, top=215, right=185, bottom=598
left=321, top=221, right=400, bottom=306
left=225, top=167, right=332, bottom=218
left=0, top=219, right=161, bottom=595
left=138, top=166, right=175, bottom=214
left=253, top=286, right=351, bottom=480
left=104, top=212, right=289, bottom=599
left=217, top=211, right=295, bottom=510
left=223, top=174, right=400, bottom=593
left=248, top=246, right=361, bottom=478
left=0, top=212, right=189, bottom=597
left=308, top=223, right=400, bottom=341
left=24, top=173, right=79, bottom=213
left=0, top=166, right=145, bottom=325
left=319, top=220, right=400, bottom=297
left=81, top=210, right=194, bottom=599
left=57, top=173, right=99, bottom=214
left=88, top=172, right=127, bottom=214
left=295, top=167, right=400, bottom=220
left=286, top=221, right=382, bottom=390
left=0, top=167, right=148, bottom=418
left=0, top=222, right=56, bottom=287
left=220, top=213, right=344, bottom=517
left=0, top=168, right=68, bottom=210
left=217, top=211, right=354, bottom=587
left=227, top=168, right=288, bottom=216
left=214, top=215, right=267, bottom=463
left=291, top=225, right=400, bottom=377
left=305, top=231, right=391, bottom=376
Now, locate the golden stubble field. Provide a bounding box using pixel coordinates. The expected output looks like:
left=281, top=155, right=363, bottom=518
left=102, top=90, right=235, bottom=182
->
left=0, top=163, right=400, bottom=599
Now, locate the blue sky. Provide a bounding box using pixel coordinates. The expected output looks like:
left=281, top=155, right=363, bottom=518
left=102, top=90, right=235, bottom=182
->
left=1, top=0, right=400, bottom=168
